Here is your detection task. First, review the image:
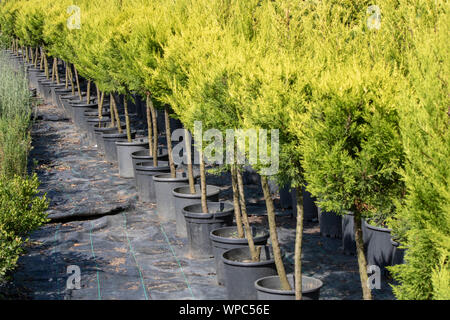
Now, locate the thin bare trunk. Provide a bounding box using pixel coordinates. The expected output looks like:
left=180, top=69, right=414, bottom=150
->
left=109, top=93, right=116, bottom=127
left=294, top=186, right=303, bottom=299
left=51, top=58, right=55, bottom=82
left=34, top=47, right=39, bottom=67
left=98, top=91, right=104, bottom=125
left=123, top=96, right=132, bottom=142
left=355, top=213, right=372, bottom=300
left=184, top=129, right=196, bottom=194
left=65, top=64, right=69, bottom=89
left=74, top=66, right=82, bottom=101
left=43, top=53, right=49, bottom=79
left=145, top=94, right=154, bottom=157
left=86, top=80, right=91, bottom=103
left=111, top=94, right=122, bottom=133
left=54, top=58, right=60, bottom=84
left=40, top=48, right=44, bottom=70
left=261, top=175, right=291, bottom=291
left=199, top=149, right=208, bottom=213
left=231, top=164, right=245, bottom=238
left=164, top=106, right=176, bottom=178
left=237, top=167, right=260, bottom=261
left=29, top=47, right=33, bottom=64
left=150, top=99, right=158, bottom=167
left=69, top=66, right=75, bottom=96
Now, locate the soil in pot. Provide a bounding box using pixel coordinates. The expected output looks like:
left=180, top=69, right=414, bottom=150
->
left=364, top=220, right=395, bottom=275
left=222, top=246, right=277, bottom=300
left=173, top=184, right=221, bottom=238
left=255, top=274, right=323, bottom=300
left=291, top=186, right=318, bottom=221
left=102, top=130, right=136, bottom=163
left=131, top=147, right=169, bottom=177
left=116, top=137, right=149, bottom=178
left=318, top=208, right=342, bottom=239
left=135, top=161, right=171, bottom=203
left=182, top=201, right=234, bottom=259
left=210, top=226, right=270, bottom=285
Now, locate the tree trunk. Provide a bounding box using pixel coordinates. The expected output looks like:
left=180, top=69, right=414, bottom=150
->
left=51, top=58, right=55, bottom=82
left=184, top=129, right=196, bottom=194
left=164, top=106, right=176, bottom=178
left=74, top=66, right=82, bottom=101
left=34, top=47, right=39, bottom=67
left=123, top=95, right=132, bottom=142
left=40, top=48, right=44, bottom=70
left=237, top=167, right=261, bottom=262
left=145, top=94, right=154, bottom=157
left=109, top=93, right=115, bottom=127
left=150, top=98, right=158, bottom=167
left=43, top=52, right=49, bottom=79
left=29, top=47, right=33, bottom=64
left=261, top=175, right=291, bottom=291
left=69, top=65, right=75, bottom=96
left=294, top=186, right=303, bottom=300
left=111, top=94, right=122, bottom=133
left=199, top=149, right=208, bottom=213
left=231, top=163, right=245, bottom=238
left=354, top=212, right=372, bottom=300
left=65, top=64, right=69, bottom=89
left=86, top=80, right=91, bottom=103
left=98, top=91, right=104, bottom=125
left=54, top=58, right=60, bottom=84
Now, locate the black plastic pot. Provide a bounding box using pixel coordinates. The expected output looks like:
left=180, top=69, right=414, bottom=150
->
left=86, top=117, right=111, bottom=145
left=70, top=102, right=98, bottom=131
left=61, top=94, right=86, bottom=118
left=93, top=125, right=125, bottom=154
left=37, top=79, right=53, bottom=104
left=291, top=186, right=318, bottom=221
left=254, top=274, right=323, bottom=300
left=318, top=208, right=342, bottom=239
left=210, top=226, right=270, bottom=285
left=153, top=172, right=190, bottom=222
left=49, top=83, right=67, bottom=106
left=173, top=184, right=220, bottom=237
left=222, top=246, right=277, bottom=300
left=116, top=138, right=149, bottom=178
left=102, top=130, right=136, bottom=163
left=131, top=147, right=169, bottom=177
left=390, top=239, right=406, bottom=266
left=54, top=87, right=74, bottom=109
left=182, top=202, right=234, bottom=259
left=135, top=161, right=170, bottom=203
left=364, top=220, right=395, bottom=274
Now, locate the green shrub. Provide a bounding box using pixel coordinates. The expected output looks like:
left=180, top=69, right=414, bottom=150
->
left=0, top=174, right=49, bottom=280
left=388, top=0, right=449, bottom=299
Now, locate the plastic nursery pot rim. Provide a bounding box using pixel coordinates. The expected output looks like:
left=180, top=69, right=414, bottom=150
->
left=70, top=102, right=98, bottom=108
left=131, top=148, right=169, bottom=159
left=222, top=246, right=276, bottom=268
left=364, top=219, right=392, bottom=233
left=87, top=117, right=111, bottom=124
left=115, top=137, right=149, bottom=147
left=182, top=201, right=234, bottom=220
left=209, top=226, right=269, bottom=245
left=172, top=184, right=221, bottom=199
left=153, top=172, right=189, bottom=183
left=254, top=274, right=324, bottom=296
left=135, top=161, right=170, bottom=171
left=102, top=131, right=136, bottom=139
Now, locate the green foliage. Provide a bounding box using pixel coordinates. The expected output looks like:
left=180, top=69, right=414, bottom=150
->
left=0, top=174, right=49, bottom=280
left=387, top=0, right=449, bottom=299
left=0, top=51, right=32, bottom=178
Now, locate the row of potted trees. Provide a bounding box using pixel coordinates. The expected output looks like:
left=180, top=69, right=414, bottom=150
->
left=1, top=0, right=447, bottom=300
